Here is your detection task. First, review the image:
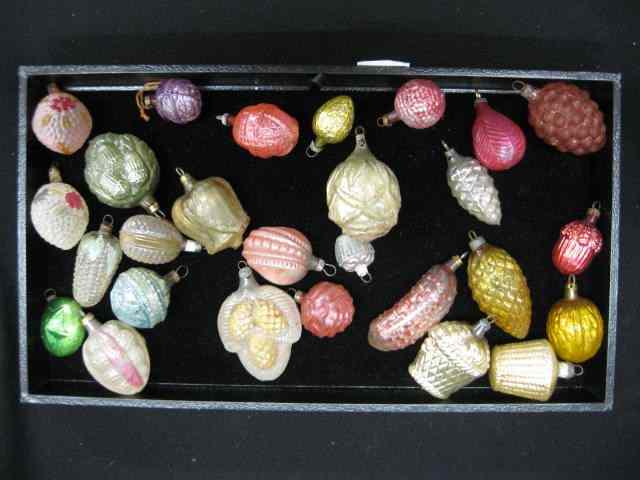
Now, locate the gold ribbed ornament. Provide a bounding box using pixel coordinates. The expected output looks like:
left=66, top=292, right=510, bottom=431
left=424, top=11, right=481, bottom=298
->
left=467, top=232, right=532, bottom=339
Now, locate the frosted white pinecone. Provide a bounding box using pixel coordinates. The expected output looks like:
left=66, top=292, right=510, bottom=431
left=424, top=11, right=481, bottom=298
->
left=444, top=145, right=501, bottom=225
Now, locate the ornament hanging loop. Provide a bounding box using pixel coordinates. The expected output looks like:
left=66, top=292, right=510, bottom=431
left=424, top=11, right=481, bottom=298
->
left=322, top=263, right=338, bottom=277
left=361, top=272, right=373, bottom=284
left=176, top=265, right=189, bottom=279
left=305, top=143, right=320, bottom=158
left=43, top=288, right=57, bottom=302
left=592, top=200, right=601, bottom=210
left=101, top=214, right=114, bottom=227
left=468, top=230, right=478, bottom=240
left=511, top=80, right=527, bottom=92
left=176, top=167, right=186, bottom=177
left=135, top=81, right=161, bottom=122
left=574, top=365, right=585, bottom=376
left=152, top=208, right=166, bottom=219
left=512, top=80, right=538, bottom=101
left=237, top=260, right=248, bottom=270
left=354, top=126, right=366, bottom=147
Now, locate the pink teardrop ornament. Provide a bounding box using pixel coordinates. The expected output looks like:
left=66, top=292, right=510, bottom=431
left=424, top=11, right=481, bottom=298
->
left=378, top=79, right=445, bottom=129
left=294, top=282, right=355, bottom=338
left=242, top=227, right=335, bottom=286
left=472, top=93, right=526, bottom=171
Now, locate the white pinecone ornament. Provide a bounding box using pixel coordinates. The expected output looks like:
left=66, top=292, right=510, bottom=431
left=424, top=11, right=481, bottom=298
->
left=442, top=142, right=501, bottom=225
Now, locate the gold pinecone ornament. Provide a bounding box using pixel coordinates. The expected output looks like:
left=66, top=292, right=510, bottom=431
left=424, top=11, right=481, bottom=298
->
left=467, top=232, right=532, bottom=339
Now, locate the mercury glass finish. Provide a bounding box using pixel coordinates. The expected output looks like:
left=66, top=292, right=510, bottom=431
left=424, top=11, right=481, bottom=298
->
left=334, top=234, right=375, bottom=282
left=306, top=96, right=354, bottom=157
left=41, top=293, right=86, bottom=357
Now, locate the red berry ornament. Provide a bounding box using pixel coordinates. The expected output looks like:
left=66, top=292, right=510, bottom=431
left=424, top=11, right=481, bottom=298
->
left=552, top=203, right=604, bottom=275
left=377, top=79, right=445, bottom=129
left=294, top=282, right=355, bottom=338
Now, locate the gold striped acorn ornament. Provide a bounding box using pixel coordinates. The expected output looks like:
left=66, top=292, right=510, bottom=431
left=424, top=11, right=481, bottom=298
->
left=489, top=338, right=583, bottom=402
left=409, top=318, right=492, bottom=399
left=30, top=164, right=89, bottom=250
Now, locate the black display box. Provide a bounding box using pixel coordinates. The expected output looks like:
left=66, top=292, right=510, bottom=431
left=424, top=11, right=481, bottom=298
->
left=17, top=65, right=621, bottom=412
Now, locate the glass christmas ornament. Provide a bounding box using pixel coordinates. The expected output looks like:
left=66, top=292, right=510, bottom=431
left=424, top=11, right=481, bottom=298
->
left=73, top=215, right=123, bottom=308
left=120, top=214, right=202, bottom=264
left=135, top=79, right=202, bottom=124
left=409, top=318, right=492, bottom=399
left=306, top=96, right=354, bottom=158
left=334, top=234, right=375, bottom=283
left=368, top=254, right=466, bottom=352
left=546, top=275, right=604, bottom=363
left=81, top=313, right=151, bottom=395
left=326, top=126, right=401, bottom=242
left=489, top=339, right=582, bottom=402
left=242, top=226, right=336, bottom=286
left=30, top=165, right=89, bottom=250
left=110, top=266, right=188, bottom=329
left=40, top=289, right=86, bottom=358
left=216, top=103, right=299, bottom=159
left=551, top=203, right=603, bottom=275
left=467, top=232, right=532, bottom=339
left=171, top=168, right=250, bottom=255
left=377, top=79, right=445, bottom=129
left=84, top=133, right=162, bottom=214
left=31, top=83, right=92, bottom=155
left=442, top=141, right=501, bottom=225
left=292, top=281, right=355, bottom=338
left=472, top=92, right=526, bottom=171
left=513, top=80, right=606, bottom=155
left=217, top=264, right=302, bottom=381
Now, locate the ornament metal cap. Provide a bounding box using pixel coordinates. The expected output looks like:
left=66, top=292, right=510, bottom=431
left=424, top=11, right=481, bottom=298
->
left=467, top=231, right=486, bottom=251
left=512, top=80, right=539, bottom=101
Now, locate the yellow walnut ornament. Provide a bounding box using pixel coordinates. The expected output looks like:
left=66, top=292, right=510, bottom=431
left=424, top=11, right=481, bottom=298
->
left=467, top=232, right=532, bottom=339
left=546, top=275, right=604, bottom=363
left=306, top=96, right=354, bottom=157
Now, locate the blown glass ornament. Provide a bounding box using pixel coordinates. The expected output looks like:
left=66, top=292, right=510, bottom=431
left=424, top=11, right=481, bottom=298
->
left=73, top=215, right=123, bottom=308
left=546, top=275, right=604, bottom=363
left=306, top=96, right=354, bottom=157
left=368, top=254, right=466, bottom=351
left=409, top=318, right=491, bottom=399
left=110, top=266, right=188, bottom=329
left=84, top=133, right=162, bottom=214
left=293, top=282, right=355, bottom=338
left=30, top=165, right=89, bottom=250
left=513, top=80, right=606, bottom=155
left=82, top=313, right=151, bottom=395
left=242, top=226, right=336, bottom=286
left=552, top=203, right=603, bottom=275
left=334, top=234, right=375, bottom=283
left=171, top=168, right=250, bottom=255
left=135, top=79, right=202, bottom=124
left=442, top=141, right=501, bottom=225
left=31, top=83, right=92, bottom=155
left=218, top=265, right=302, bottom=381
left=377, top=79, right=445, bottom=129
left=489, top=339, right=582, bottom=401
left=472, top=92, right=526, bottom=171
left=216, top=103, right=299, bottom=159
left=41, top=290, right=86, bottom=357
left=120, top=214, right=202, bottom=264
left=326, top=127, right=401, bottom=242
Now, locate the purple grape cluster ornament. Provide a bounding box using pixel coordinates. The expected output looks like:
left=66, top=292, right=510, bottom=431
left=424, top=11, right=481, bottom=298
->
left=135, top=79, right=202, bottom=124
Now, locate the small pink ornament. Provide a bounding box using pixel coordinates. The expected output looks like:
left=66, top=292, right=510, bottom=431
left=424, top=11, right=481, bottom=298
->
left=242, top=227, right=335, bottom=286
left=378, top=79, right=445, bottom=129
left=472, top=92, right=526, bottom=171
left=31, top=84, right=92, bottom=155
left=368, top=254, right=466, bottom=351
left=294, top=282, right=355, bottom=338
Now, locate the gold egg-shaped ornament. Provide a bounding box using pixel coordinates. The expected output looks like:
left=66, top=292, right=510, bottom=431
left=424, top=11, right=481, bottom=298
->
left=306, top=96, right=355, bottom=157
left=326, top=127, right=401, bottom=242
left=546, top=275, right=604, bottom=363
left=171, top=168, right=250, bottom=255
left=467, top=232, right=532, bottom=339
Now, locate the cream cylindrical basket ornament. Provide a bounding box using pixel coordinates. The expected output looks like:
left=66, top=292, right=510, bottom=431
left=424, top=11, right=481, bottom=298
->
left=408, top=318, right=491, bottom=399
left=489, top=339, right=582, bottom=402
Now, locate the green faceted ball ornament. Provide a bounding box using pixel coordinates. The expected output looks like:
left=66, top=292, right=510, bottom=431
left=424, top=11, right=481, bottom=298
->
left=41, top=293, right=86, bottom=357
left=84, top=133, right=162, bottom=214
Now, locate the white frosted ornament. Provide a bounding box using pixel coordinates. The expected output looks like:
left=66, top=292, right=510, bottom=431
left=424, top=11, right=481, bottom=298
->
left=73, top=215, right=123, bottom=308
left=442, top=141, right=501, bottom=225
left=81, top=313, right=150, bottom=395
left=326, top=126, right=401, bottom=242
left=217, top=264, right=301, bottom=381
left=334, top=234, right=375, bottom=283
left=30, top=165, right=89, bottom=250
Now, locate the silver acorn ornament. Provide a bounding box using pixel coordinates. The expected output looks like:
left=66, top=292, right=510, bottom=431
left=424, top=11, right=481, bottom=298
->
left=110, top=266, right=188, bottom=329
left=30, top=165, right=89, bottom=250
left=442, top=141, right=501, bottom=226
left=408, top=318, right=491, bottom=399
left=119, top=214, right=202, bottom=264
left=334, top=234, right=374, bottom=283
left=73, top=215, right=123, bottom=308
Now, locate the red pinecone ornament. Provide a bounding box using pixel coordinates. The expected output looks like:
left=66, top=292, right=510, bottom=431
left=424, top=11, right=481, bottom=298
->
left=515, top=81, right=606, bottom=155
left=552, top=204, right=603, bottom=275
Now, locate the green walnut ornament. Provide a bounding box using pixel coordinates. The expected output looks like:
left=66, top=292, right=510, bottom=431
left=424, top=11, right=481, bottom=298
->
left=40, top=290, right=86, bottom=357
left=84, top=133, right=162, bottom=214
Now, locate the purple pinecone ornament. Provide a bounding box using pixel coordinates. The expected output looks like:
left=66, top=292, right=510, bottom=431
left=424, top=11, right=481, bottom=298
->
left=136, top=79, right=202, bottom=124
